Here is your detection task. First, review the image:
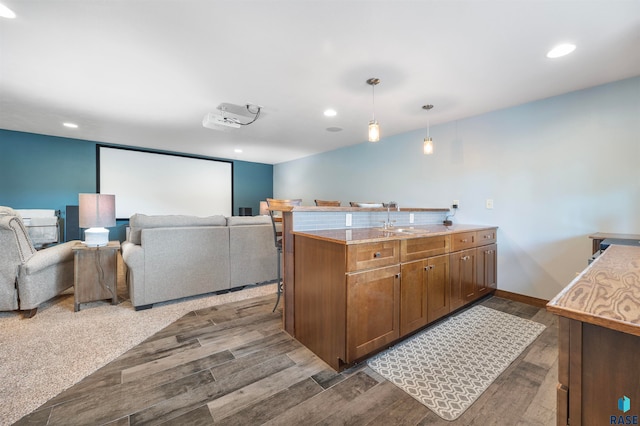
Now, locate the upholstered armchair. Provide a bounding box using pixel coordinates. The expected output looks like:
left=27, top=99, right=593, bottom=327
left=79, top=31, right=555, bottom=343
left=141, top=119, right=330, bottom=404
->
left=0, top=206, right=77, bottom=317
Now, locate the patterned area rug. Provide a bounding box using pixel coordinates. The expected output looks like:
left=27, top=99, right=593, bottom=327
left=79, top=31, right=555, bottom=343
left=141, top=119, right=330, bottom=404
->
left=367, top=305, right=546, bottom=421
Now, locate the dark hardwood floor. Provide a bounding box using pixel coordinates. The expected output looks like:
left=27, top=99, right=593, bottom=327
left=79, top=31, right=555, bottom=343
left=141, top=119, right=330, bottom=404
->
left=15, top=294, right=557, bottom=425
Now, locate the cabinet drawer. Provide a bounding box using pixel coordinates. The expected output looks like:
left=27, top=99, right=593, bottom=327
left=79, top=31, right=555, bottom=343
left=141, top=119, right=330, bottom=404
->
left=451, top=231, right=476, bottom=252
left=477, top=228, right=497, bottom=246
left=400, top=235, right=450, bottom=262
left=347, top=241, right=399, bottom=272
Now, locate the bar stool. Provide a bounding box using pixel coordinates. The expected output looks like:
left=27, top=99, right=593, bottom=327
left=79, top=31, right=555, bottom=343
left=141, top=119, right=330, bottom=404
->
left=266, top=198, right=302, bottom=312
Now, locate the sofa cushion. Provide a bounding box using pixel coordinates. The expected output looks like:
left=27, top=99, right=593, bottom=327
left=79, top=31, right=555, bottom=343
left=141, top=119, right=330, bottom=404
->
left=128, top=214, right=227, bottom=244
left=0, top=206, right=19, bottom=216
left=226, top=216, right=271, bottom=226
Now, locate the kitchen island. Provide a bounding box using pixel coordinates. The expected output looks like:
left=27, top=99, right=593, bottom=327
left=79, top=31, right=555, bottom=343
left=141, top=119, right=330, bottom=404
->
left=290, top=223, right=498, bottom=371
left=547, top=244, right=640, bottom=425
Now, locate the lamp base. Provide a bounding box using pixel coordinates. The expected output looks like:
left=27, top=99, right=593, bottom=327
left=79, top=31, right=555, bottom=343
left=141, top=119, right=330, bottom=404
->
left=84, top=227, right=109, bottom=247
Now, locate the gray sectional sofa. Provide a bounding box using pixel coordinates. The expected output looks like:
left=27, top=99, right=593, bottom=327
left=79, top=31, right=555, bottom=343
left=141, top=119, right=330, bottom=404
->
left=121, top=214, right=277, bottom=310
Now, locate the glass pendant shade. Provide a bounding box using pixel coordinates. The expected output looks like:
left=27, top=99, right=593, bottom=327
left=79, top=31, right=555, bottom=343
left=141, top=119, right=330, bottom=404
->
left=423, top=137, right=434, bottom=155
left=366, top=78, right=381, bottom=143
left=369, top=120, right=380, bottom=142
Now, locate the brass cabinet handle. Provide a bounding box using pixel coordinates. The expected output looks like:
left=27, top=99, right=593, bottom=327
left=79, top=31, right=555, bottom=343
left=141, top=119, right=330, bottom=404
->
left=462, top=255, right=470, bottom=261
left=423, top=265, right=434, bottom=271
left=461, top=239, right=468, bottom=243
left=374, top=252, right=381, bottom=258
left=395, top=273, right=401, bottom=279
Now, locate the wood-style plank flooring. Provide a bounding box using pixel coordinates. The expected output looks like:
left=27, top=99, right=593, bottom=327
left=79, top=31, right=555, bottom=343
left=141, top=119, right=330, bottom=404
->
left=15, top=294, right=557, bottom=425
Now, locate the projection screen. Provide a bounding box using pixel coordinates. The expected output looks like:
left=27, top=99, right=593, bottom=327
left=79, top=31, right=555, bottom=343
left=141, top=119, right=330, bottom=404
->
left=98, top=146, right=233, bottom=219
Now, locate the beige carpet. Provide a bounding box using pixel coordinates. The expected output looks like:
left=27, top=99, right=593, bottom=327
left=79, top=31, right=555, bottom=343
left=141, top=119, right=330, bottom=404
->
left=0, top=279, right=278, bottom=426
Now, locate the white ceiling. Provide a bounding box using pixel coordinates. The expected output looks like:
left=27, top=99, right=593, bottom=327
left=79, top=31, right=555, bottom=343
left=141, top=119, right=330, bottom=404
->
left=1, top=1, right=639, bottom=165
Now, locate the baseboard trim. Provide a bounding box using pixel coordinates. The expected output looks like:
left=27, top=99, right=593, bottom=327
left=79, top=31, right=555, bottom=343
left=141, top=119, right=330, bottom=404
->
left=493, top=289, right=549, bottom=309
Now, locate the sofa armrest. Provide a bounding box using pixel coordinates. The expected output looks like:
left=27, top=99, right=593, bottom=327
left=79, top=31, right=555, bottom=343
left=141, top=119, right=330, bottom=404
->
left=21, top=240, right=77, bottom=275
left=121, top=241, right=143, bottom=270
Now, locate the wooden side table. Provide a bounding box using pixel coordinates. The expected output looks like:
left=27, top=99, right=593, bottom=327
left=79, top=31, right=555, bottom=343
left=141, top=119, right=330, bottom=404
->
left=72, top=241, right=120, bottom=312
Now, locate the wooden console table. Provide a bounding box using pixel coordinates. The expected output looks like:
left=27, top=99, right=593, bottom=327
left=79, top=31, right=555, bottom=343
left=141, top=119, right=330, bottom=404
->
left=588, top=232, right=640, bottom=254
left=72, top=241, right=120, bottom=311
left=547, top=244, right=640, bottom=425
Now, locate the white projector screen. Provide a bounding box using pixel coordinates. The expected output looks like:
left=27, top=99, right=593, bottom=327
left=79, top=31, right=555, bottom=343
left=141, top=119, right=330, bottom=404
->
left=98, top=146, right=232, bottom=219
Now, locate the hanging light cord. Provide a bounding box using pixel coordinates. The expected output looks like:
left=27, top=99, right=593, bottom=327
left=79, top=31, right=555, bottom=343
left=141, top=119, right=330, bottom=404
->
left=371, top=84, right=376, bottom=121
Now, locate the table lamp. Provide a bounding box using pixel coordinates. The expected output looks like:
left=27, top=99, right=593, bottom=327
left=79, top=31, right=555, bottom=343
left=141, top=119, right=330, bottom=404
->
left=79, top=193, right=115, bottom=247
left=259, top=201, right=269, bottom=216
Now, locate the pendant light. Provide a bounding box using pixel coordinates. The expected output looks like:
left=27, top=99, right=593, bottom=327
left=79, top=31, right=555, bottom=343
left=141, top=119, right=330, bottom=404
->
left=422, top=104, right=434, bottom=155
left=366, top=78, right=380, bottom=142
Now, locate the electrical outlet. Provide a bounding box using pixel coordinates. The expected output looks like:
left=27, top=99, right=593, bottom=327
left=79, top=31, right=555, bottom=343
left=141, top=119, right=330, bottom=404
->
left=453, top=199, right=460, bottom=208
left=486, top=199, right=494, bottom=209
left=346, top=213, right=352, bottom=226
left=409, top=213, right=414, bottom=224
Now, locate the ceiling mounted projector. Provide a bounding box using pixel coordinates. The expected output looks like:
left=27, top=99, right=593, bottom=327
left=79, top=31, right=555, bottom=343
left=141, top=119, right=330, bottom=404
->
left=202, top=112, right=241, bottom=129
left=202, top=102, right=262, bottom=131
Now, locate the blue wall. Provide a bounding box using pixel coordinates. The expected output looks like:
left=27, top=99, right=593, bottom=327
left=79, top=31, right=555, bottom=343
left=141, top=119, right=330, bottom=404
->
left=0, top=130, right=273, bottom=239
left=274, top=76, right=640, bottom=300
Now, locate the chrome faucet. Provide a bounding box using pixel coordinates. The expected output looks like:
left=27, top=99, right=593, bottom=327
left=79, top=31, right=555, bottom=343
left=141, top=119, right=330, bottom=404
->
left=383, top=201, right=397, bottom=229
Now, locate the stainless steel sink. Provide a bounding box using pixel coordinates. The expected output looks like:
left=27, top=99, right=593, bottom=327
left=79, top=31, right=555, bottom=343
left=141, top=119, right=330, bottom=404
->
left=375, top=227, right=430, bottom=234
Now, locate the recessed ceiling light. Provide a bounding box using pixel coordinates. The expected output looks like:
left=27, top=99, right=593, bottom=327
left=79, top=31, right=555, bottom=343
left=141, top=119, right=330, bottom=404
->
left=63, top=122, right=78, bottom=129
left=234, top=148, right=243, bottom=153
left=324, top=109, right=337, bottom=117
left=0, top=3, right=16, bottom=19
left=546, top=44, right=576, bottom=59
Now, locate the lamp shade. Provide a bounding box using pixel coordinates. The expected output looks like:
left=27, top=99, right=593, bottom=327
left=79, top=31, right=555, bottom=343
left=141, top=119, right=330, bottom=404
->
left=79, top=194, right=116, bottom=228
left=423, top=137, right=434, bottom=155
left=259, top=201, right=269, bottom=216
left=368, top=120, right=380, bottom=142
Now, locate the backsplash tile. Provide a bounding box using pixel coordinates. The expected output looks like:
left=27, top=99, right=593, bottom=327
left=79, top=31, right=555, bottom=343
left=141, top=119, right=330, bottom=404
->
left=292, top=210, right=448, bottom=231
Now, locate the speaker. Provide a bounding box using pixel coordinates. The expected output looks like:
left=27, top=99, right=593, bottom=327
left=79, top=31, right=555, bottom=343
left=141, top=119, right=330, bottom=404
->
left=239, top=207, right=252, bottom=216
left=65, top=205, right=80, bottom=241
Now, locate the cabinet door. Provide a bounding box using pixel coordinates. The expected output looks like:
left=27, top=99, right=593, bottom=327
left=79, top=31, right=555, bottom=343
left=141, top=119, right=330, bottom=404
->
left=476, top=244, right=497, bottom=296
left=400, top=260, right=428, bottom=335
left=426, top=254, right=450, bottom=323
left=347, top=265, right=400, bottom=362
left=450, top=248, right=477, bottom=311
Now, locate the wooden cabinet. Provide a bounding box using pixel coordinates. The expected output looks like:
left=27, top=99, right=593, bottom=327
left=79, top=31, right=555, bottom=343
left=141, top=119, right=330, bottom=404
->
left=477, top=243, right=497, bottom=297
left=450, top=234, right=498, bottom=311
left=400, top=254, right=451, bottom=335
left=293, top=226, right=497, bottom=371
left=451, top=231, right=476, bottom=252
left=400, top=260, right=428, bottom=335
left=347, top=265, right=400, bottom=361
left=548, top=246, right=640, bottom=426
left=346, top=241, right=400, bottom=362
left=400, top=234, right=449, bottom=262
left=426, top=254, right=451, bottom=323
left=450, top=248, right=477, bottom=311
left=347, top=240, right=399, bottom=271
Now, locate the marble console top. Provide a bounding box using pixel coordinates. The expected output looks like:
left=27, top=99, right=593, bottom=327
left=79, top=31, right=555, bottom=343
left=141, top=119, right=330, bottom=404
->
left=547, top=244, right=640, bottom=336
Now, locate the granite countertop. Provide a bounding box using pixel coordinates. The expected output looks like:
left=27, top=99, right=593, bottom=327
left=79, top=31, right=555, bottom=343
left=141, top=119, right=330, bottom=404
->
left=271, top=206, right=450, bottom=212
left=292, top=224, right=497, bottom=244
left=547, top=244, right=640, bottom=336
